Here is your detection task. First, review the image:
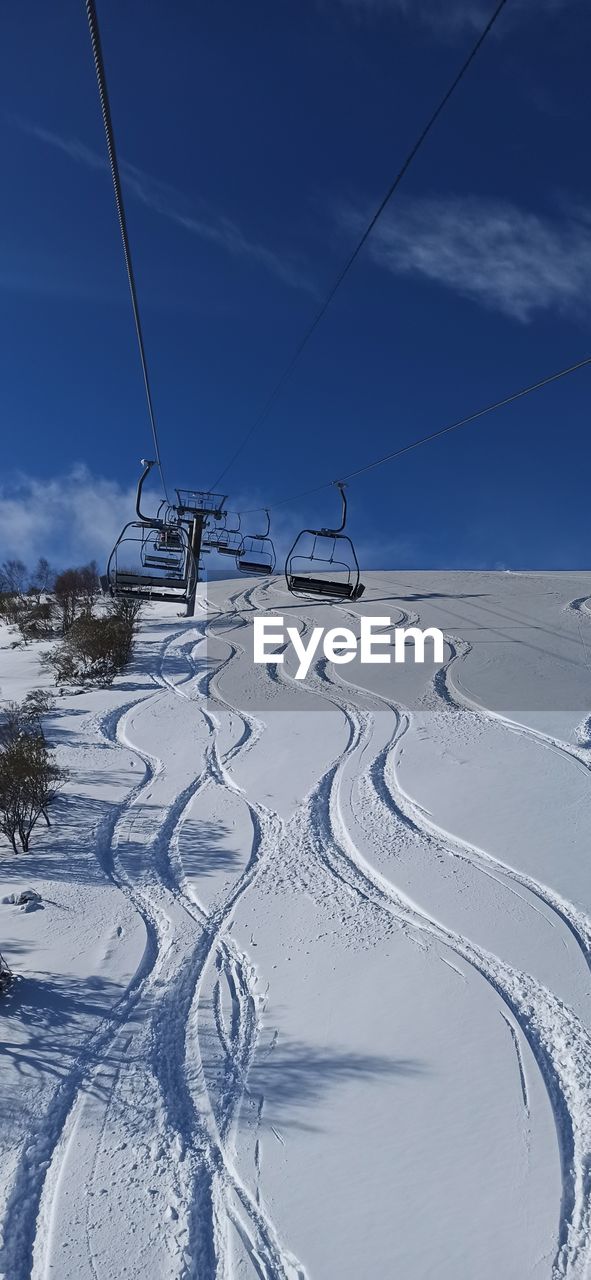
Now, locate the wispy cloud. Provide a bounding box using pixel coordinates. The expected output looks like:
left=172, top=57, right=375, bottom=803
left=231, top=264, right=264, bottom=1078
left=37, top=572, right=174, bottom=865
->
left=347, top=195, right=591, bottom=322
left=15, top=118, right=314, bottom=294
left=329, top=0, right=574, bottom=34
left=0, top=467, right=138, bottom=568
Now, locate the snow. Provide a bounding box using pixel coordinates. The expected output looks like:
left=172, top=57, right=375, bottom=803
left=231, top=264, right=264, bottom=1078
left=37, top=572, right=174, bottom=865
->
left=0, top=570, right=590, bottom=1280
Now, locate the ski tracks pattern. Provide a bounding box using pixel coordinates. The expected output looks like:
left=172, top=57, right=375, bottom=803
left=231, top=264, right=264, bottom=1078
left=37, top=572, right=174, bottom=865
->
left=248, top=580, right=591, bottom=1280
left=2, top=597, right=306, bottom=1280
left=5, top=581, right=591, bottom=1279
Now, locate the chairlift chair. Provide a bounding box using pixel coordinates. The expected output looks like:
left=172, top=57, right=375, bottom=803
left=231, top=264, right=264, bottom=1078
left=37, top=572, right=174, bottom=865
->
left=155, top=526, right=183, bottom=553
left=217, top=532, right=243, bottom=556
left=175, top=489, right=227, bottom=521
left=141, top=526, right=185, bottom=575
left=285, top=483, right=365, bottom=601
left=236, top=510, right=276, bottom=576
left=204, top=511, right=243, bottom=556
left=105, top=522, right=196, bottom=602
left=202, top=510, right=236, bottom=553
left=103, top=461, right=196, bottom=604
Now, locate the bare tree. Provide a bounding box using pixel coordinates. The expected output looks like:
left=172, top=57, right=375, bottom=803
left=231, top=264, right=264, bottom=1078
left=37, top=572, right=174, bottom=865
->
left=54, top=568, right=81, bottom=632
left=0, top=726, right=65, bottom=854
left=0, top=559, right=28, bottom=595
left=0, top=951, right=12, bottom=995
left=30, top=557, right=56, bottom=600
left=54, top=562, right=101, bottom=632
left=78, top=561, right=100, bottom=615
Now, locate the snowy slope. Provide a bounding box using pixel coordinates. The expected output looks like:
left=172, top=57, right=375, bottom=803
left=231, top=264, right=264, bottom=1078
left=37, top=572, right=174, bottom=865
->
left=0, top=571, right=590, bottom=1280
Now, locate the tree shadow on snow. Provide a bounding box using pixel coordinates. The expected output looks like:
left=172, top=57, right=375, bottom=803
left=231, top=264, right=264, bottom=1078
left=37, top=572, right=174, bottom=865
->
left=199, top=1011, right=426, bottom=1134
left=176, top=818, right=242, bottom=879
left=0, top=969, right=124, bottom=1094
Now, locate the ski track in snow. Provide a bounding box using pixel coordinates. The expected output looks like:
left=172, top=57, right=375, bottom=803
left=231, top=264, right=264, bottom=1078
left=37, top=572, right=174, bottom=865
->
left=245, top=578, right=591, bottom=1280
left=2, top=593, right=306, bottom=1280
left=2, top=579, right=591, bottom=1278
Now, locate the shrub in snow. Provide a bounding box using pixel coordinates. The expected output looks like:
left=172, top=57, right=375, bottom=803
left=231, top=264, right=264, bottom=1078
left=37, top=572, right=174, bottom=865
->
left=12, top=597, right=56, bottom=644
left=0, top=558, right=58, bottom=643
left=0, top=951, right=12, bottom=995
left=0, top=694, right=66, bottom=855
left=54, top=562, right=100, bottom=633
left=43, top=599, right=140, bottom=687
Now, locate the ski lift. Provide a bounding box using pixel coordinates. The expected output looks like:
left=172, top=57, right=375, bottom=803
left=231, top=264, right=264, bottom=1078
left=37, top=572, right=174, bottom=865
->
left=155, top=526, right=183, bottom=553
left=105, top=521, right=196, bottom=602
left=103, top=461, right=196, bottom=604
left=236, top=510, right=276, bottom=576
left=153, top=503, right=183, bottom=552
left=141, top=526, right=185, bottom=574
left=285, top=483, right=365, bottom=601
left=203, top=510, right=235, bottom=553
left=176, top=489, right=226, bottom=520
left=212, top=512, right=243, bottom=557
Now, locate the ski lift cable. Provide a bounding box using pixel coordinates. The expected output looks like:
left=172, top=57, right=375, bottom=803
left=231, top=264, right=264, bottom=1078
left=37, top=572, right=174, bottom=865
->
left=209, top=0, right=509, bottom=492
left=85, top=0, right=169, bottom=502
left=238, top=352, right=591, bottom=514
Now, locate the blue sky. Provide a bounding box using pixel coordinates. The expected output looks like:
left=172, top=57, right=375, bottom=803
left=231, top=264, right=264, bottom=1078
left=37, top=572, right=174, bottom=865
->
left=1, top=0, right=590, bottom=571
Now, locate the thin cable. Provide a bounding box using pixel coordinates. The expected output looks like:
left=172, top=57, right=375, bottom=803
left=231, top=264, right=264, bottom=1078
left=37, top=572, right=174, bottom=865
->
left=239, top=353, right=591, bottom=513
left=85, top=0, right=169, bottom=501
left=210, top=0, right=508, bottom=491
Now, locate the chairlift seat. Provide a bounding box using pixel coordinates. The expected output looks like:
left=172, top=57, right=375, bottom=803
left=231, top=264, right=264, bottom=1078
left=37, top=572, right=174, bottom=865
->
left=156, top=536, right=182, bottom=552
left=116, top=572, right=187, bottom=591
left=143, top=554, right=183, bottom=571
left=237, top=561, right=271, bottom=575
left=287, top=575, right=365, bottom=600
left=115, top=585, right=187, bottom=602
left=105, top=514, right=196, bottom=610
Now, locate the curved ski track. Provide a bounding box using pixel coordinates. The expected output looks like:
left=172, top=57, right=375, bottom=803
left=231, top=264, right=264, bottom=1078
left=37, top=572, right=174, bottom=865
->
left=247, top=578, right=591, bottom=1280
left=2, top=593, right=306, bottom=1280
left=4, top=580, right=591, bottom=1280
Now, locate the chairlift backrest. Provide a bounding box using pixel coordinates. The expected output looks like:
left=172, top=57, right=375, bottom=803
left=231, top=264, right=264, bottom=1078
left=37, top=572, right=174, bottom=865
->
left=285, top=483, right=365, bottom=602
left=105, top=520, right=196, bottom=604
left=236, top=510, right=276, bottom=575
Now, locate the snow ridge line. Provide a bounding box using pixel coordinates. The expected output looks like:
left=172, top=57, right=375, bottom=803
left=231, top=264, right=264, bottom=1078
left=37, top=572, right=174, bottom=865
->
left=254, top=581, right=591, bottom=1279
left=500, top=1013, right=530, bottom=1117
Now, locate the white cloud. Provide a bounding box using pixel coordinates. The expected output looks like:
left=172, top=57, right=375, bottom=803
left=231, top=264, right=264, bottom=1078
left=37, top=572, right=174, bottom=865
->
left=356, top=195, right=591, bottom=321
left=0, top=467, right=138, bottom=569
left=15, top=119, right=314, bottom=295
left=330, top=0, right=573, bottom=33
